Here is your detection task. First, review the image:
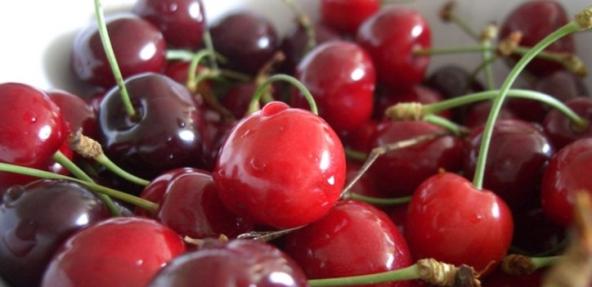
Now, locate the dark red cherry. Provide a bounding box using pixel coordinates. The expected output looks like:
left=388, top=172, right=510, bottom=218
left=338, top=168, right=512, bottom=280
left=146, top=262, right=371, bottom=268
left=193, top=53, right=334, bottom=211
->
left=0, top=83, right=67, bottom=192
left=221, top=83, right=257, bottom=119
left=374, top=86, right=451, bottom=120
left=425, top=65, right=484, bottom=99
left=342, top=120, right=378, bottom=153
left=320, top=0, right=380, bottom=35
left=214, top=101, right=346, bottom=229
left=500, top=0, right=574, bottom=76
left=280, top=22, right=341, bottom=74
left=543, top=98, right=592, bottom=149
left=535, top=70, right=588, bottom=102
left=295, top=41, right=375, bottom=133
left=98, top=73, right=207, bottom=179
left=346, top=161, right=380, bottom=198
left=0, top=180, right=110, bottom=287
left=284, top=200, right=412, bottom=287
left=211, top=12, right=279, bottom=74
left=483, top=270, right=542, bottom=287
left=464, top=102, right=518, bottom=129
left=357, top=7, right=431, bottom=90
left=71, top=14, right=167, bottom=88
left=136, top=167, right=197, bottom=217
left=464, top=120, right=554, bottom=209
left=405, top=173, right=513, bottom=271
left=368, top=121, right=464, bottom=197
left=202, top=116, right=237, bottom=170
left=133, top=0, right=206, bottom=49
left=149, top=239, right=308, bottom=287
left=47, top=90, right=98, bottom=139
left=511, top=205, right=565, bottom=255
left=41, top=217, right=185, bottom=287
left=541, top=138, right=592, bottom=226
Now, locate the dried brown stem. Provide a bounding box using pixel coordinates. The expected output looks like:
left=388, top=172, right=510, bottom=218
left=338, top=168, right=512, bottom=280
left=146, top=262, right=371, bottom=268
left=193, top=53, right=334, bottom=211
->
left=69, top=130, right=103, bottom=159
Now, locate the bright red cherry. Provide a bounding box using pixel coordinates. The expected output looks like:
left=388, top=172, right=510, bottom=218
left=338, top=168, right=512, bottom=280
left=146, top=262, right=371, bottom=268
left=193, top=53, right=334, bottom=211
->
left=374, top=86, right=451, bottom=120
left=136, top=167, right=199, bottom=217
left=543, top=98, right=592, bottom=149
left=71, top=14, right=167, bottom=88
left=295, top=41, right=375, bottom=133
left=133, top=0, right=206, bottom=49
left=0, top=83, right=67, bottom=192
left=41, top=217, right=185, bottom=287
left=214, top=101, right=346, bottom=229
left=283, top=200, right=413, bottom=287
left=357, top=7, right=431, bottom=90
left=320, top=0, right=380, bottom=35
left=405, top=173, right=513, bottom=271
left=47, top=90, right=98, bottom=139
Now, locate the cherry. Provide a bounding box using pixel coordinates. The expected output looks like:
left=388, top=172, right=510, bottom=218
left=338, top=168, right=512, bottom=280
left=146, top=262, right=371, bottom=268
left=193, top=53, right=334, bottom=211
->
left=341, top=120, right=378, bottom=154
left=221, top=83, right=258, bottom=119
left=98, top=73, right=208, bottom=179
left=346, top=161, right=380, bottom=198
left=543, top=97, right=592, bottom=149
left=0, top=83, right=67, bottom=192
left=148, top=239, right=308, bottom=287
left=357, top=7, right=431, bottom=90
left=374, top=86, right=451, bottom=120
left=535, top=70, right=588, bottom=103
left=541, top=138, right=592, bottom=226
left=47, top=90, right=98, bottom=139
left=368, top=121, right=464, bottom=197
left=136, top=167, right=196, bottom=217
left=280, top=22, right=341, bottom=74
left=202, top=116, right=237, bottom=170
left=463, top=119, right=554, bottom=209
left=71, top=14, right=167, bottom=88
left=133, top=0, right=206, bottom=49
left=464, top=102, right=518, bottom=129
left=214, top=101, right=346, bottom=229
left=425, top=65, right=484, bottom=99
left=320, top=0, right=380, bottom=35
left=483, top=270, right=542, bottom=287
left=283, top=200, right=413, bottom=287
left=499, top=0, right=574, bottom=76
left=511, top=205, right=565, bottom=255
left=405, top=172, right=513, bottom=271
left=0, top=180, right=110, bottom=287
left=211, top=12, right=279, bottom=74
left=295, top=41, right=375, bottom=133
left=41, top=217, right=185, bottom=287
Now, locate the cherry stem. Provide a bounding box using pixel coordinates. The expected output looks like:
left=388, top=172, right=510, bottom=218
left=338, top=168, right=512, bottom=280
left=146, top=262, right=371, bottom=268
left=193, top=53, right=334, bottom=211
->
left=53, top=151, right=120, bottom=216
left=480, top=24, right=497, bottom=90
left=281, top=0, right=316, bottom=52
left=502, top=254, right=561, bottom=275
left=440, top=2, right=481, bottom=41
left=348, top=193, right=411, bottom=206
left=203, top=28, right=219, bottom=70
left=0, top=162, right=158, bottom=213
left=472, top=20, right=582, bottom=189
left=95, top=154, right=150, bottom=186
left=424, top=114, right=468, bottom=136
left=93, top=0, right=136, bottom=119
left=470, top=55, right=498, bottom=81
left=414, top=46, right=489, bottom=56
left=166, top=50, right=194, bottom=61
left=237, top=226, right=304, bottom=241
left=247, top=74, right=318, bottom=115
left=345, top=148, right=368, bottom=162
left=309, top=265, right=420, bottom=287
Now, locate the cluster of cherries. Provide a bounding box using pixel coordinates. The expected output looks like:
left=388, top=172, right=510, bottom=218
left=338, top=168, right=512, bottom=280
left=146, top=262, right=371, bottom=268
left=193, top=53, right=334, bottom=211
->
left=1, top=0, right=592, bottom=286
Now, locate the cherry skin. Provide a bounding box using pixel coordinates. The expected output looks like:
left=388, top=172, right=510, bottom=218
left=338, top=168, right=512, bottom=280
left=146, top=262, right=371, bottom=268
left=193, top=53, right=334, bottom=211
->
left=499, top=0, right=574, bottom=76
left=341, top=120, right=378, bottom=154
left=295, top=41, right=375, bottom=133
left=320, top=0, right=380, bottom=35
left=357, top=7, right=431, bottom=90
left=535, top=70, right=588, bottom=103
left=211, top=12, right=279, bottom=75
left=71, top=14, right=167, bottom=88
left=47, top=90, right=98, bottom=139
left=374, top=86, right=451, bottom=120
left=41, top=217, right=185, bottom=287
left=511, top=205, right=565, bottom=255
left=543, top=98, right=592, bottom=149
left=0, top=180, right=110, bottom=287
left=221, top=83, right=258, bottom=119
left=368, top=121, right=464, bottom=197
left=136, top=167, right=198, bottom=217
left=541, top=138, right=592, bottom=226
left=214, top=101, right=346, bottom=229
left=283, top=200, right=413, bottom=287
left=464, top=102, right=518, bottom=130
left=133, top=0, right=206, bottom=49
left=463, top=120, right=554, bottom=209
left=405, top=172, right=513, bottom=271
left=280, top=22, right=341, bottom=74
left=425, top=65, right=484, bottom=100
left=0, top=83, right=67, bottom=192
left=148, top=239, right=308, bottom=287
left=98, top=73, right=207, bottom=179
left=483, top=270, right=542, bottom=287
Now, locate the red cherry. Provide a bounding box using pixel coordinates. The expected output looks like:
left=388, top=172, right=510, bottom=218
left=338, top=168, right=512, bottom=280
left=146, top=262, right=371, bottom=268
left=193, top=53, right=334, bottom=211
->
left=543, top=98, right=592, bottom=149
left=41, top=217, right=185, bottom=287
left=464, top=102, right=518, bottom=130
left=47, top=90, right=98, bottom=139
left=136, top=168, right=198, bottom=217
left=357, top=7, right=431, bottom=90
left=283, top=200, right=413, bottom=287
left=320, top=0, right=380, bottom=35
left=280, top=22, right=341, bottom=74
left=214, top=101, right=346, bottom=229
left=512, top=205, right=565, bottom=255
left=374, top=86, right=451, bottom=120
left=346, top=161, right=380, bottom=198
left=133, top=0, right=206, bottom=49
left=0, top=83, right=67, bottom=192
left=221, top=83, right=258, bottom=119
left=341, top=120, right=378, bottom=153
left=405, top=173, right=513, bottom=271
left=47, top=142, right=74, bottom=176
left=296, top=41, right=375, bottom=133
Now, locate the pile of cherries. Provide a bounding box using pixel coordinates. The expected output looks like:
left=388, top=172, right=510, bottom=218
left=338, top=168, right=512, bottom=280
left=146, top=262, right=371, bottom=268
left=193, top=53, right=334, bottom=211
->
left=1, top=0, right=592, bottom=286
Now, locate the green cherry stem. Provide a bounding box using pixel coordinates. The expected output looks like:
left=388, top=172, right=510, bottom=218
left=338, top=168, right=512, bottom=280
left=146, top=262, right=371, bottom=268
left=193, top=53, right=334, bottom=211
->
left=472, top=19, right=585, bottom=189
left=413, top=45, right=489, bottom=56
left=309, top=265, right=419, bottom=287
left=95, top=154, right=150, bottom=186
left=93, top=0, right=136, bottom=118
left=187, top=50, right=220, bottom=91
left=502, top=254, right=561, bottom=275
left=345, top=148, right=368, bottom=162
left=480, top=24, right=497, bottom=90
left=166, top=49, right=195, bottom=61
left=348, top=193, right=411, bottom=206
left=247, top=74, right=318, bottom=115
left=203, top=28, right=219, bottom=70
left=424, top=114, right=468, bottom=136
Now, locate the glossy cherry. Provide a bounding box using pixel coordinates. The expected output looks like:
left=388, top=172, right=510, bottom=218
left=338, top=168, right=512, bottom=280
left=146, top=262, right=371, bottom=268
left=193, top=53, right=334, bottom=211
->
left=47, top=90, right=98, bottom=139
left=425, top=65, right=484, bottom=99
left=320, top=0, right=380, bottom=35
left=211, top=12, right=279, bottom=74
left=0, top=180, right=110, bottom=287
left=283, top=200, right=413, bottom=287
left=98, top=73, right=207, bottom=179
left=295, top=41, right=375, bottom=133
left=341, top=120, right=378, bottom=154
left=149, top=239, right=308, bottom=287
left=374, top=86, right=451, bottom=120
left=368, top=121, right=464, bottom=197
left=214, top=101, right=346, bottom=229
left=41, top=217, right=185, bottom=287
left=71, top=14, right=167, bottom=88
left=280, top=22, right=340, bottom=74
left=357, top=7, right=431, bottom=90
left=543, top=97, right=592, bottom=149
left=0, top=83, right=67, bottom=192
left=405, top=172, right=513, bottom=271
left=136, top=167, right=197, bottom=217
left=464, top=120, right=554, bottom=209
left=221, top=83, right=258, bottom=119
left=133, top=0, right=206, bottom=49
left=464, top=102, right=518, bottom=129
